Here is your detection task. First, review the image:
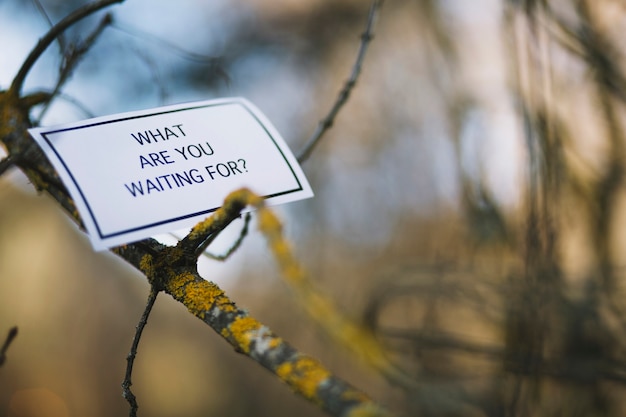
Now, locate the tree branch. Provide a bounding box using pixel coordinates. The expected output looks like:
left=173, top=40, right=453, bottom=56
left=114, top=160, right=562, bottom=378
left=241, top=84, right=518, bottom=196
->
left=297, top=0, right=383, bottom=163
left=9, top=0, right=124, bottom=97
left=0, top=326, right=18, bottom=367
left=37, top=13, right=113, bottom=123
left=122, top=287, right=159, bottom=417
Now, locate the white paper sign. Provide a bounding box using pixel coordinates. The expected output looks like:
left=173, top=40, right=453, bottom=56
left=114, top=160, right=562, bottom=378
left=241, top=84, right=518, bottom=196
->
left=29, top=98, right=313, bottom=250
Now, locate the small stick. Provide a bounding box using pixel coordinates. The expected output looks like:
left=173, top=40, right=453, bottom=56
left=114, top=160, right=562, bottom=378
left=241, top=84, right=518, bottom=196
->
left=10, top=0, right=124, bottom=96
left=37, top=13, right=113, bottom=122
left=0, top=326, right=18, bottom=367
left=122, top=287, right=158, bottom=417
left=297, top=0, right=384, bottom=163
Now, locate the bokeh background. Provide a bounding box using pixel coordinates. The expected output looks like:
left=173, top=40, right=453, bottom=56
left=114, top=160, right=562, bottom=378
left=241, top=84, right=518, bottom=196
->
left=3, top=0, right=626, bottom=416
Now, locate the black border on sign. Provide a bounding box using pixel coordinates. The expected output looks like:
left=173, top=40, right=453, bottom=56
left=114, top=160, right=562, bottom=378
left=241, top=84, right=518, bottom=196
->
left=39, top=99, right=305, bottom=240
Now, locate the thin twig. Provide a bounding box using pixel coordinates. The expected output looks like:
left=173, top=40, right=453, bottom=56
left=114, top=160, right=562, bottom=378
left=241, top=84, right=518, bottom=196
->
left=37, top=13, right=113, bottom=122
left=0, top=326, right=18, bottom=367
left=122, top=287, right=158, bottom=417
left=200, top=212, right=251, bottom=259
left=297, top=0, right=384, bottom=163
left=10, top=0, right=124, bottom=96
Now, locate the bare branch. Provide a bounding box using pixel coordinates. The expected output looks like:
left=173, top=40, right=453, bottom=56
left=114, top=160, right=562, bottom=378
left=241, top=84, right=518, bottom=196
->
left=122, top=287, right=159, bottom=417
left=10, top=0, right=125, bottom=97
left=0, top=326, right=18, bottom=367
left=37, top=13, right=113, bottom=122
left=297, top=0, right=383, bottom=163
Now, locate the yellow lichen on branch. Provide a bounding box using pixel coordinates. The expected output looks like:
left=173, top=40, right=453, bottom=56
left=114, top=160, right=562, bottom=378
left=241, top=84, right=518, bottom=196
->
left=0, top=92, right=22, bottom=141
left=97, top=189, right=398, bottom=416
left=192, top=188, right=408, bottom=387
left=138, top=254, right=154, bottom=277
left=255, top=195, right=400, bottom=378
left=151, top=188, right=397, bottom=415
left=276, top=356, right=331, bottom=402
left=226, top=316, right=264, bottom=354
left=163, top=270, right=235, bottom=320
left=186, top=188, right=263, bottom=243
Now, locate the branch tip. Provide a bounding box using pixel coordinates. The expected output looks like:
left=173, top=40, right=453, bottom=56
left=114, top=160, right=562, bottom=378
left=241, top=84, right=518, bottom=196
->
left=297, top=0, right=383, bottom=163
left=122, top=287, right=158, bottom=417
left=0, top=326, right=18, bottom=367
left=10, top=0, right=124, bottom=96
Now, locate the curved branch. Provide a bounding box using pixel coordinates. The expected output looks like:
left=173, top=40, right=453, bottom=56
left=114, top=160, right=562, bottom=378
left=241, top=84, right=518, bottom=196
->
left=9, top=0, right=124, bottom=97
left=31, top=0, right=68, bottom=53
left=122, top=287, right=159, bottom=417
left=37, top=13, right=113, bottom=123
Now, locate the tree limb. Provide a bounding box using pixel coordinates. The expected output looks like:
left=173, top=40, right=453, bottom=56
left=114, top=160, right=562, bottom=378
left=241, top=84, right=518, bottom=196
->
left=113, top=229, right=393, bottom=417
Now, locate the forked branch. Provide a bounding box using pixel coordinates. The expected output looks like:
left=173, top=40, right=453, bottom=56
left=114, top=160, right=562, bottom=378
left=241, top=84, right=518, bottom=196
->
left=113, top=189, right=395, bottom=417
left=9, top=0, right=124, bottom=97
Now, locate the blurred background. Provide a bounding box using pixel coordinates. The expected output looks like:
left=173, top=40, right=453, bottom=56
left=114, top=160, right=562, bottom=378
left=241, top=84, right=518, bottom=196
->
left=2, top=0, right=626, bottom=416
